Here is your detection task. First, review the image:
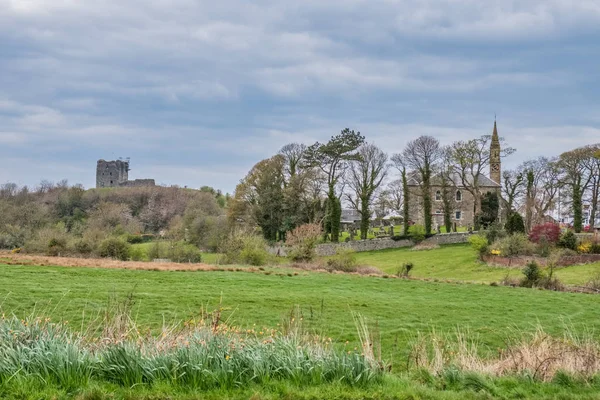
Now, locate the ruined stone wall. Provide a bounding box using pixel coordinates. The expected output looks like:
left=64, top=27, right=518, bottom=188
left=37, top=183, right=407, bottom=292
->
left=120, top=179, right=156, bottom=187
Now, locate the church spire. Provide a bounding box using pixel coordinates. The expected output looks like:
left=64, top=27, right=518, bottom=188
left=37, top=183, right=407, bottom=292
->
left=490, top=119, right=501, bottom=184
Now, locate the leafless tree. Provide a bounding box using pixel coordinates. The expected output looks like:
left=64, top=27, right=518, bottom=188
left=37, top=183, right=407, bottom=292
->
left=448, top=135, right=515, bottom=228
left=346, top=143, right=389, bottom=239
left=401, top=136, right=443, bottom=234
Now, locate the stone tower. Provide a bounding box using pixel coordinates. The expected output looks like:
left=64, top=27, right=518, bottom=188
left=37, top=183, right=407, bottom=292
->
left=489, top=120, right=501, bottom=184
left=96, top=159, right=130, bottom=188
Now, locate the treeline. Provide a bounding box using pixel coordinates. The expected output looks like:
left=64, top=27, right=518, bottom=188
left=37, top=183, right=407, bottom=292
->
left=503, top=145, right=600, bottom=233
left=0, top=182, right=228, bottom=256
left=229, top=128, right=600, bottom=243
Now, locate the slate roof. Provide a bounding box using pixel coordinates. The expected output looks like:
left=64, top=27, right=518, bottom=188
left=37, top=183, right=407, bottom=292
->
left=407, top=171, right=500, bottom=188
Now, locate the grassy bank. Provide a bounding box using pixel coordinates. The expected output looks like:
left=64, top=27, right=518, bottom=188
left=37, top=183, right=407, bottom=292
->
left=354, top=243, right=600, bottom=285
left=1, top=262, right=599, bottom=362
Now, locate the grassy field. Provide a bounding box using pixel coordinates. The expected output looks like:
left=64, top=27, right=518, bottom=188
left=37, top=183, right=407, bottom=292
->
left=1, top=262, right=599, bottom=361
left=354, top=243, right=600, bottom=285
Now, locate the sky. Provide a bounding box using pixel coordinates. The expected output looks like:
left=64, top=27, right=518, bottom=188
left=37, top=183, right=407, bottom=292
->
left=1, top=0, right=599, bottom=193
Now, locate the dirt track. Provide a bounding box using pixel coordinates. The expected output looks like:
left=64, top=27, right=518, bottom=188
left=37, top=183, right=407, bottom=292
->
left=0, top=252, right=224, bottom=272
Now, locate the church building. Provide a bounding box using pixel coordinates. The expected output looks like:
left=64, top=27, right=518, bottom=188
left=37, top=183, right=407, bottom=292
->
left=406, top=121, right=502, bottom=229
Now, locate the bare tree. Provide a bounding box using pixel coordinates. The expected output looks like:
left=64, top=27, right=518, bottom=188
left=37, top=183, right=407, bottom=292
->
left=558, top=147, right=595, bottom=232
left=346, top=143, right=389, bottom=239
left=401, top=136, right=443, bottom=235
left=502, top=169, right=525, bottom=217
left=448, top=135, right=515, bottom=229
left=519, top=157, right=561, bottom=230
left=279, top=143, right=307, bottom=180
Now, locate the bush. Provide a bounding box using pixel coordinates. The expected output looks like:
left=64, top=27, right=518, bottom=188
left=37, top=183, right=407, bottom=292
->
left=521, top=261, right=542, bottom=287
left=558, top=230, right=578, bottom=251
left=73, top=239, right=94, bottom=255
left=505, top=212, right=525, bottom=235
left=495, top=233, right=535, bottom=257
left=390, top=235, right=410, bottom=241
left=408, top=225, right=426, bottom=243
left=326, top=248, right=358, bottom=272
left=128, top=246, right=146, bottom=261
left=590, top=243, right=600, bottom=254
left=483, top=223, right=505, bottom=245
left=168, top=242, right=203, bottom=263
left=397, top=262, right=414, bottom=277
left=47, top=237, right=68, bottom=256
left=528, top=223, right=561, bottom=244
left=286, top=223, right=322, bottom=262
left=125, top=234, right=145, bottom=244
left=220, top=232, right=270, bottom=266
left=468, top=234, right=489, bottom=260
left=98, top=237, right=131, bottom=261
left=578, top=242, right=592, bottom=254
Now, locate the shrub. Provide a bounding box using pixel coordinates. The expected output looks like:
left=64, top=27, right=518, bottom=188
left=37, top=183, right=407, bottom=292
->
left=99, top=237, right=131, bottom=261
left=220, top=232, right=270, bottom=266
left=577, top=242, right=592, bottom=254
left=590, top=243, right=600, bottom=254
left=521, top=261, right=542, bottom=287
left=468, top=234, right=489, bottom=260
left=505, top=212, right=525, bottom=235
left=326, top=248, right=357, bottom=272
left=128, top=246, right=146, bottom=261
left=286, top=223, right=322, bottom=262
left=47, top=237, right=68, bottom=256
left=495, top=233, right=535, bottom=257
left=73, top=239, right=94, bottom=255
left=408, top=225, right=426, bottom=243
left=397, top=262, right=414, bottom=277
left=484, top=223, right=505, bottom=245
left=528, top=223, right=561, bottom=244
left=558, top=230, right=578, bottom=251
left=168, top=242, right=203, bottom=263
left=125, top=234, right=144, bottom=244
left=390, top=235, right=410, bottom=241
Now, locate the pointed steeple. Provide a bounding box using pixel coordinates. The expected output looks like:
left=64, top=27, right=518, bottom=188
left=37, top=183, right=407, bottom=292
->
left=490, top=118, right=501, bottom=184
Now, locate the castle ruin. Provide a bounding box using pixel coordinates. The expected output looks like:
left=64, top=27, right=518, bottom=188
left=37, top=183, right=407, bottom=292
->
left=96, top=159, right=155, bottom=188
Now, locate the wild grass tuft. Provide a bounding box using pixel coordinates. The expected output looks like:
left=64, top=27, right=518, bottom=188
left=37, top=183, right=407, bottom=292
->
left=0, top=301, right=382, bottom=391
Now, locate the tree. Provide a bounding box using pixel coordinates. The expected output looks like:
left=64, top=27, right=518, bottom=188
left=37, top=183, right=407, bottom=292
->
left=479, top=192, right=500, bottom=229
left=518, top=157, right=561, bottom=230
left=228, top=156, right=285, bottom=241
left=581, top=145, right=600, bottom=229
left=502, top=170, right=525, bottom=215
left=346, top=143, right=389, bottom=239
left=505, top=212, right=525, bottom=235
left=448, top=135, right=515, bottom=229
left=401, top=136, right=442, bottom=235
left=303, top=129, right=365, bottom=242
left=438, top=149, right=455, bottom=233
left=391, top=155, right=410, bottom=235
left=558, top=147, right=594, bottom=233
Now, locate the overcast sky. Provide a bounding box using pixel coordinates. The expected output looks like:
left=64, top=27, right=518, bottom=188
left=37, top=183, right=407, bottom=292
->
left=1, top=0, right=599, bottom=193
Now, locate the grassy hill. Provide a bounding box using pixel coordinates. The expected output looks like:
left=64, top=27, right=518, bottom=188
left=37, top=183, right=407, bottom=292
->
left=354, top=243, right=600, bottom=285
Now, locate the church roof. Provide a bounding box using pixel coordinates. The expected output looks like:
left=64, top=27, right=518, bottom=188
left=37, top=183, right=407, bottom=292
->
left=407, top=171, right=500, bottom=188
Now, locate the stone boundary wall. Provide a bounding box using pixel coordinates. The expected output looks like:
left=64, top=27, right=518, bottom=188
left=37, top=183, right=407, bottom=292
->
left=268, top=232, right=474, bottom=257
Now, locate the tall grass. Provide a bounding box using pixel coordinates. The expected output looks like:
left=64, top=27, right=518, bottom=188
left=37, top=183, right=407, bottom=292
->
left=0, top=302, right=382, bottom=391
left=408, top=326, right=600, bottom=382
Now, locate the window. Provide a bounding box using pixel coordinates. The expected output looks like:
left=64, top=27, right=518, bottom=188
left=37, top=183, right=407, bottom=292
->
left=110, top=180, right=113, bottom=184
left=435, top=190, right=442, bottom=201
left=435, top=210, right=442, bottom=215
left=456, top=190, right=462, bottom=201
left=455, top=211, right=462, bottom=220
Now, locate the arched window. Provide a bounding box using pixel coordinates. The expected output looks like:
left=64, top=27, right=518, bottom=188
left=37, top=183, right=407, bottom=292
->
left=435, top=190, right=442, bottom=201
left=456, top=190, right=462, bottom=201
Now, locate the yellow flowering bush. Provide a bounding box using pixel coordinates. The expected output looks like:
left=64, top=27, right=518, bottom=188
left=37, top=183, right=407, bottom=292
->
left=578, top=242, right=592, bottom=254
left=490, top=249, right=501, bottom=256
